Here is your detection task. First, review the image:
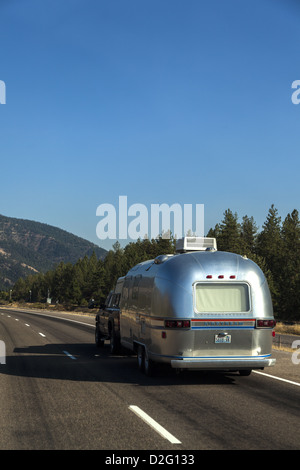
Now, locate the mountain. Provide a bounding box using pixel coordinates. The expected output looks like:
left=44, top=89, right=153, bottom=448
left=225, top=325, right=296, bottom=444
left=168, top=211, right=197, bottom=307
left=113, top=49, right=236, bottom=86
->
left=0, top=214, right=107, bottom=290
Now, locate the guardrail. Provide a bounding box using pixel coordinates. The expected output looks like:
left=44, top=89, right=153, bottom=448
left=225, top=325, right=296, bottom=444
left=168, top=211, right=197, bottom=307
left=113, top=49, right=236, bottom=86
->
left=273, top=333, right=299, bottom=349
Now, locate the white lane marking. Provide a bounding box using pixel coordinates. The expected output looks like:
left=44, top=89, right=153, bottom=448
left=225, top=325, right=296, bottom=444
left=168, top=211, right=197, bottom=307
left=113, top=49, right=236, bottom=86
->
left=13, top=310, right=94, bottom=328
left=1, top=309, right=94, bottom=330
left=253, top=370, right=300, bottom=387
left=39, top=332, right=46, bottom=337
left=63, top=350, right=76, bottom=360
left=25, top=324, right=30, bottom=327
left=11, top=309, right=300, bottom=389
left=15, top=318, right=19, bottom=321
left=129, top=405, right=181, bottom=444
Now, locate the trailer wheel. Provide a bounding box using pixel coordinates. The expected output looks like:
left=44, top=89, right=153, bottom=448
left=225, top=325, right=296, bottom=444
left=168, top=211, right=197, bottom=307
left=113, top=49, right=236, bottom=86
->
left=95, top=324, right=104, bottom=348
left=137, top=345, right=144, bottom=371
left=144, top=349, right=156, bottom=377
left=109, top=324, right=120, bottom=354
left=239, top=369, right=252, bottom=376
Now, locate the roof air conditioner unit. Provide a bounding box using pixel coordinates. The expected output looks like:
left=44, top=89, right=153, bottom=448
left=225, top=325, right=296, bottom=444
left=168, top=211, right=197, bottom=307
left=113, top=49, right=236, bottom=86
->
left=176, top=237, right=217, bottom=253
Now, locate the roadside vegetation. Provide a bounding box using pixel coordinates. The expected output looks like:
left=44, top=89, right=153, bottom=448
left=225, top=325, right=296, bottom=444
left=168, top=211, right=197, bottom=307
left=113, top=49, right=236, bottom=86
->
left=1, top=205, right=299, bottom=322
left=275, top=322, right=300, bottom=336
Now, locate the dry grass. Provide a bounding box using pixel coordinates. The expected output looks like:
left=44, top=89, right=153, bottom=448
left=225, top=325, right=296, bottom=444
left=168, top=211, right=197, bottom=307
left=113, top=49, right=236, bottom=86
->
left=272, top=345, right=295, bottom=352
left=275, top=322, right=300, bottom=336
left=273, top=322, right=300, bottom=352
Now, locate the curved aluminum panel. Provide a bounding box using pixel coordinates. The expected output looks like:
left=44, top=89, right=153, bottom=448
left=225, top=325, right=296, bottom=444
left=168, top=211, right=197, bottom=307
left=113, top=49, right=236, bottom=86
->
left=124, top=251, right=273, bottom=319
left=120, top=250, right=275, bottom=370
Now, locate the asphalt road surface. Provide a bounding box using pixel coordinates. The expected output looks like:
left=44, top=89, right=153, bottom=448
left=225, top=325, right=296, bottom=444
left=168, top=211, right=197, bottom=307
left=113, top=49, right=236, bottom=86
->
left=0, top=307, right=299, bottom=451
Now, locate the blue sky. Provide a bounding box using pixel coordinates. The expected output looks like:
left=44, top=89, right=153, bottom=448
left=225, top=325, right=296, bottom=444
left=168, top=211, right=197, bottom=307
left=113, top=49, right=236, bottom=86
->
left=0, top=0, right=299, bottom=250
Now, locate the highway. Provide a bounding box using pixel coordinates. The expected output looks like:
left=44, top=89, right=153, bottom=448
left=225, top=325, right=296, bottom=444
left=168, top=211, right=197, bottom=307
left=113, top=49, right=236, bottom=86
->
left=0, top=307, right=299, bottom=451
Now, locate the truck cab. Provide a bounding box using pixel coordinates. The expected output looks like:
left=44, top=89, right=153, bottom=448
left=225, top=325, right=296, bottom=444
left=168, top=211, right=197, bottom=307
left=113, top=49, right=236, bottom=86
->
left=95, top=277, right=124, bottom=353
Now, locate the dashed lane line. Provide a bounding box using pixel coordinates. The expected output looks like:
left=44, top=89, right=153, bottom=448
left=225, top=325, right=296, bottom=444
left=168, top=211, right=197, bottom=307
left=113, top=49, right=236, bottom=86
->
left=63, top=350, right=77, bottom=360
left=3, top=310, right=300, bottom=388
left=129, top=405, right=181, bottom=445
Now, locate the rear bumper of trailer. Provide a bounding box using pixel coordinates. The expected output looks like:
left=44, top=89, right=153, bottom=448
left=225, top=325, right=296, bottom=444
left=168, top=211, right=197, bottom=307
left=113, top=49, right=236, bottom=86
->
left=170, top=356, right=276, bottom=370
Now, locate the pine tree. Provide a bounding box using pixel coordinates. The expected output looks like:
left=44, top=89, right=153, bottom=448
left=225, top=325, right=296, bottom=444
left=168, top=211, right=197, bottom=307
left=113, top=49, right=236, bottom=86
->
left=216, top=209, right=242, bottom=254
left=256, top=205, right=284, bottom=314
left=240, top=215, right=258, bottom=255
left=12, top=277, right=28, bottom=300
left=89, top=259, right=106, bottom=303
left=70, top=262, right=85, bottom=304
left=280, top=209, right=300, bottom=319
left=256, top=205, right=284, bottom=275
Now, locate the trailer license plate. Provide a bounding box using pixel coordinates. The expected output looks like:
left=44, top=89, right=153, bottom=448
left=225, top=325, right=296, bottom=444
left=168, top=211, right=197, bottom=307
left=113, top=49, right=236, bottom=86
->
left=215, top=334, right=231, bottom=343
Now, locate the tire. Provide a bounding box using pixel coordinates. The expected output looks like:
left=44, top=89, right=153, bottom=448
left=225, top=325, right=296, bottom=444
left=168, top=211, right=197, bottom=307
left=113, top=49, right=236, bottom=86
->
left=109, top=325, right=120, bottom=354
left=239, top=369, right=252, bottom=376
left=137, top=345, right=145, bottom=371
left=144, top=349, right=156, bottom=377
left=95, top=324, right=104, bottom=348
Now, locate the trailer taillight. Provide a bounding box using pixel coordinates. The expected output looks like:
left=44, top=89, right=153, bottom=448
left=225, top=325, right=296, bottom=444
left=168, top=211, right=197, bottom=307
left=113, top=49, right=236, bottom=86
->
left=206, top=274, right=236, bottom=279
left=164, top=320, right=190, bottom=328
left=256, top=319, right=276, bottom=328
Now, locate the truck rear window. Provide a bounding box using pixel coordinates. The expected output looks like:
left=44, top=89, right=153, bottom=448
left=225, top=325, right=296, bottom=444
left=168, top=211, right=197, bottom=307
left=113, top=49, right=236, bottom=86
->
left=194, top=283, right=250, bottom=313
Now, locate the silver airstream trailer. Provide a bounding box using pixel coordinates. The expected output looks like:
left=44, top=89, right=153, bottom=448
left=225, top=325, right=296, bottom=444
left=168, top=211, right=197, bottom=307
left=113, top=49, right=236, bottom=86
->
left=119, top=237, right=276, bottom=376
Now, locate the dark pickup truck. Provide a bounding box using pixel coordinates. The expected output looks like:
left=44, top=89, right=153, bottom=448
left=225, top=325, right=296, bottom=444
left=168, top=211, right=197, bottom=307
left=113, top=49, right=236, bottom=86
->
left=95, top=277, right=124, bottom=354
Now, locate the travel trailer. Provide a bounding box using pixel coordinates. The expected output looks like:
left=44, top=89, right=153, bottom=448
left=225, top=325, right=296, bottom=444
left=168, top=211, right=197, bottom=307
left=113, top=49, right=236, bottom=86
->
left=118, top=237, right=276, bottom=376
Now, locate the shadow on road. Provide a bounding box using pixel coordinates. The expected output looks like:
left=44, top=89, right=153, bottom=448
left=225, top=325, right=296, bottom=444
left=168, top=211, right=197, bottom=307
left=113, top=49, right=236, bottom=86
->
left=0, top=341, right=239, bottom=386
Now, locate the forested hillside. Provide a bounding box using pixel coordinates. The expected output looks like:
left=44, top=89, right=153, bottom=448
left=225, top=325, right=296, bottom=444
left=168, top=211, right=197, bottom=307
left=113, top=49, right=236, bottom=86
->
left=0, top=214, right=106, bottom=289
left=3, top=205, right=300, bottom=320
